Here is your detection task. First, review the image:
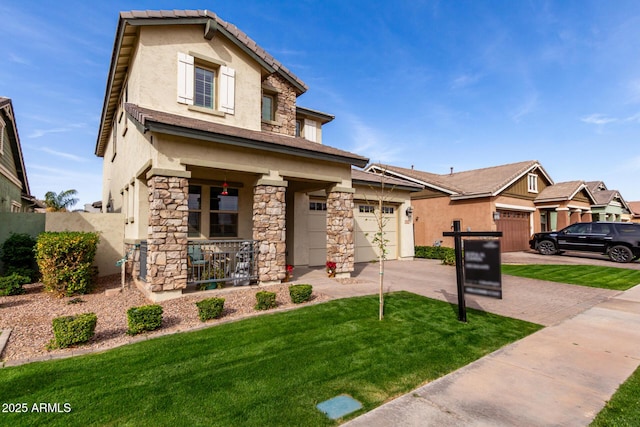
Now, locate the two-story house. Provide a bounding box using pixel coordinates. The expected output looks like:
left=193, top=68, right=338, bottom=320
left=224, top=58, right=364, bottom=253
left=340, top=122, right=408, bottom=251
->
left=95, top=10, right=392, bottom=301
left=0, top=97, right=35, bottom=213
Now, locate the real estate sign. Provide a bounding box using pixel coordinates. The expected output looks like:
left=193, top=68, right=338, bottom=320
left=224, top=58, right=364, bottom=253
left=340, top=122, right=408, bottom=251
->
left=463, top=239, right=502, bottom=299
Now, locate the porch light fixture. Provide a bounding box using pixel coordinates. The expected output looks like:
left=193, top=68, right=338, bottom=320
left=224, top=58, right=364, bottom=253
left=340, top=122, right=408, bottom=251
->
left=221, top=178, right=229, bottom=196
left=405, top=206, right=414, bottom=218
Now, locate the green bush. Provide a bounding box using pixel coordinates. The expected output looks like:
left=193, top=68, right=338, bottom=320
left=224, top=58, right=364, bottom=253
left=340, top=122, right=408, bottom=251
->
left=35, top=232, right=100, bottom=297
left=415, top=246, right=458, bottom=266
left=255, top=291, right=277, bottom=310
left=195, top=297, right=225, bottom=321
left=0, top=273, right=30, bottom=296
left=127, top=304, right=163, bottom=335
left=1, top=233, right=38, bottom=281
left=50, top=312, right=97, bottom=349
left=289, top=284, right=313, bottom=304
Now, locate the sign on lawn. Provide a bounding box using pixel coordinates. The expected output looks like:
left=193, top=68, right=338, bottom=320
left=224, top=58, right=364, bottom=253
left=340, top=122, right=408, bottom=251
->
left=463, top=239, right=502, bottom=299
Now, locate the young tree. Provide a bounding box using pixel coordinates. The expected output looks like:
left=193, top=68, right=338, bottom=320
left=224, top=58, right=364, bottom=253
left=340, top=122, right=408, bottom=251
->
left=363, top=166, right=395, bottom=320
left=44, top=189, right=79, bottom=212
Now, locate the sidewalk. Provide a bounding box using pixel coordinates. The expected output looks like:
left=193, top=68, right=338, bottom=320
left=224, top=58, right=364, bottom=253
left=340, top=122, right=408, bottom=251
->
left=296, top=259, right=640, bottom=426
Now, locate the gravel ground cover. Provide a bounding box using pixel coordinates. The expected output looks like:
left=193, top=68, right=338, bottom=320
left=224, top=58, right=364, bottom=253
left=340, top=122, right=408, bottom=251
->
left=0, top=276, right=329, bottom=364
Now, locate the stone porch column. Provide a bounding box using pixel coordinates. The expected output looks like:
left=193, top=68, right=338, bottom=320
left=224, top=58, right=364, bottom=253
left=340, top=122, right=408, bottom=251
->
left=146, top=172, right=190, bottom=297
left=253, top=174, right=287, bottom=283
left=327, top=186, right=355, bottom=278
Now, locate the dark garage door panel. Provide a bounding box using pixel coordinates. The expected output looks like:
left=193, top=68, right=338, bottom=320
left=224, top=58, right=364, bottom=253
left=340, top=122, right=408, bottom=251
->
left=496, top=210, right=530, bottom=252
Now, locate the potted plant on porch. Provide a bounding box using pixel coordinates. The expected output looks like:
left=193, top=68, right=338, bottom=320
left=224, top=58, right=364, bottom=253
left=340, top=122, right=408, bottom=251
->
left=326, top=261, right=336, bottom=278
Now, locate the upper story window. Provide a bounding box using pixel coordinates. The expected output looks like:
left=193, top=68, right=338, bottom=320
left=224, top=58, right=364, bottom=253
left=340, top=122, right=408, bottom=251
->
left=527, top=173, right=538, bottom=193
left=262, top=93, right=275, bottom=121
left=195, top=66, right=215, bottom=109
left=295, top=120, right=302, bottom=137
left=177, top=52, right=235, bottom=115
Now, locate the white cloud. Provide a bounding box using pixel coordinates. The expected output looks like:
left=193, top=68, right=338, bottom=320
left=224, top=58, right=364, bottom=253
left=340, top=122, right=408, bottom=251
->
left=511, top=93, right=538, bottom=123
left=450, top=73, right=481, bottom=90
left=8, top=53, right=29, bottom=65
left=343, top=113, right=405, bottom=164
left=28, top=123, right=87, bottom=138
left=580, top=114, right=617, bottom=125
left=40, top=147, right=87, bottom=162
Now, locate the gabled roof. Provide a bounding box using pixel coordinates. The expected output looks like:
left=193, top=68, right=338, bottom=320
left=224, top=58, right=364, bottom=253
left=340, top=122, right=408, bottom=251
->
left=351, top=168, right=423, bottom=192
left=96, top=9, right=308, bottom=157
left=586, top=181, right=607, bottom=192
left=534, top=180, right=596, bottom=204
left=368, top=160, right=552, bottom=199
left=0, top=97, right=33, bottom=202
left=628, top=201, right=640, bottom=218
left=125, top=103, right=368, bottom=167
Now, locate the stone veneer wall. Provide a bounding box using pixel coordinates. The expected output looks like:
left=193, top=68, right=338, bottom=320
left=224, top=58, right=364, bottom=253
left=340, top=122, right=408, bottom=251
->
left=146, top=176, right=189, bottom=292
left=253, top=185, right=286, bottom=282
left=327, top=191, right=355, bottom=274
left=261, top=74, right=296, bottom=136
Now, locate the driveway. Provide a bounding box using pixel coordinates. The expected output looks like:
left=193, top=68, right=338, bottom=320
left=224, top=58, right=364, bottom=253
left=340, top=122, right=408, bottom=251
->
left=504, top=249, right=640, bottom=269
left=298, top=251, right=632, bottom=326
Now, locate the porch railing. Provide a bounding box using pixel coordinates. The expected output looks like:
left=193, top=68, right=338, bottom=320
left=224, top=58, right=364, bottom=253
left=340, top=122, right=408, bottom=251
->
left=187, top=240, right=258, bottom=287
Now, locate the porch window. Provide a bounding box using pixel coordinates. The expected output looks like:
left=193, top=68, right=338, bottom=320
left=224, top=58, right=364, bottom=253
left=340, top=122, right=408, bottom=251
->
left=188, top=185, right=202, bottom=238
left=209, top=186, right=239, bottom=238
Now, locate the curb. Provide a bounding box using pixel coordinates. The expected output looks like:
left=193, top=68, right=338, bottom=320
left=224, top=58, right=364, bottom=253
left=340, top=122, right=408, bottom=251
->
left=0, top=328, right=12, bottom=362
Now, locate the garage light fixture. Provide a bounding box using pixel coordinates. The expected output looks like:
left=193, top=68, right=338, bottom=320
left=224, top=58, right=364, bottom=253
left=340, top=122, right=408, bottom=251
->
left=405, top=206, right=413, bottom=218
left=493, top=211, right=500, bottom=221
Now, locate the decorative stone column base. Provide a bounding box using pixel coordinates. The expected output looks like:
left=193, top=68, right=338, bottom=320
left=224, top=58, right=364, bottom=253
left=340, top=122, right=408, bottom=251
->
left=327, top=190, right=355, bottom=277
left=253, top=183, right=287, bottom=282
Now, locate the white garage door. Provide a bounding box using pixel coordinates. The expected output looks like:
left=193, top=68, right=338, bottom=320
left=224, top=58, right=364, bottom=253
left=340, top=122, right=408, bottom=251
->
left=354, top=203, right=398, bottom=263
left=308, top=199, right=327, bottom=266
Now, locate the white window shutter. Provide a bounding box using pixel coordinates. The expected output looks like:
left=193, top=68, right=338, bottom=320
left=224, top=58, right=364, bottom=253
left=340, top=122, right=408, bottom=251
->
left=219, top=66, right=235, bottom=114
left=304, top=119, right=317, bottom=142
left=177, top=52, right=194, bottom=105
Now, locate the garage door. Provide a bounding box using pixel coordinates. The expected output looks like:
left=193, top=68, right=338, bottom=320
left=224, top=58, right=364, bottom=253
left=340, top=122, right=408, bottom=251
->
left=354, top=203, right=398, bottom=263
left=496, top=210, right=530, bottom=252
left=308, top=199, right=327, bottom=266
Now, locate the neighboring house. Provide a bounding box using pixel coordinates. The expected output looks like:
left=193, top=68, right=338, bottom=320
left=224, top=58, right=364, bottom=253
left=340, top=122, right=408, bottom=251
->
left=0, top=97, right=35, bottom=212
left=368, top=160, right=596, bottom=252
left=628, top=201, right=640, bottom=223
left=95, top=10, right=385, bottom=301
left=586, top=181, right=631, bottom=222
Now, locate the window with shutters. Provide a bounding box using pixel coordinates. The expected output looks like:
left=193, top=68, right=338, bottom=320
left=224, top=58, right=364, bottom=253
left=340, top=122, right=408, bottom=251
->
left=177, top=52, right=235, bottom=115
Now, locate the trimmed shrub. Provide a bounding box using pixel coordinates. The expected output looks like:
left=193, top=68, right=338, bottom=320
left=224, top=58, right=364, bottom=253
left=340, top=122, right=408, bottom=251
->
left=415, top=246, right=458, bottom=266
left=195, top=297, right=225, bottom=322
left=50, top=312, right=97, bottom=349
left=0, top=273, right=30, bottom=296
left=255, top=291, right=277, bottom=310
left=127, top=304, right=163, bottom=335
left=35, top=232, right=100, bottom=297
left=1, top=233, right=38, bottom=281
left=289, top=284, right=313, bottom=304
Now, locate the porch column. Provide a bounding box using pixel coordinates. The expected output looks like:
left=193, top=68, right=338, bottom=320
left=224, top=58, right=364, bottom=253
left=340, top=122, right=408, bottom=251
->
left=327, top=186, right=355, bottom=278
left=570, top=209, right=582, bottom=224
left=146, top=172, right=190, bottom=296
left=556, top=207, right=570, bottom=229
left=582, top=211, right=592, bottom=222
left=253, top=174, right=287, bottom=283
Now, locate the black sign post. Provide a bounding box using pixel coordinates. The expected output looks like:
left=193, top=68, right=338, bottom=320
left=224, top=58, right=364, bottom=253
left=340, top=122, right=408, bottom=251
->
left=443, top=220, right=502, bottom=322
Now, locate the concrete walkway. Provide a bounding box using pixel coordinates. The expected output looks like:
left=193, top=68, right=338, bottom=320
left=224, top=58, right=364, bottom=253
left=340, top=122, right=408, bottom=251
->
left=295, top=256, right=640, bottom=426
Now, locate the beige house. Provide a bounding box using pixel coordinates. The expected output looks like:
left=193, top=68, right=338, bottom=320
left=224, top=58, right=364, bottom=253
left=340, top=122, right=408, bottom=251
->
left=95, top=10, right=415, bottom=301
left=369, top=161, right=596, bottom=252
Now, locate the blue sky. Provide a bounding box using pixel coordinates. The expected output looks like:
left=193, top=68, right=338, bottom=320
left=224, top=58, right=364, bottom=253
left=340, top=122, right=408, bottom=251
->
left=1, top=0, right=640, bottom=209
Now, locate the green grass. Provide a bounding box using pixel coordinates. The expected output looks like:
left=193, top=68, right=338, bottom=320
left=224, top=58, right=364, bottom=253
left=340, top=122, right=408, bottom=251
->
left=502, top=264, right=640, bottom=291
left=591, top=364, right=640, bottom=426
left=0, top=292, right=541, bottom=427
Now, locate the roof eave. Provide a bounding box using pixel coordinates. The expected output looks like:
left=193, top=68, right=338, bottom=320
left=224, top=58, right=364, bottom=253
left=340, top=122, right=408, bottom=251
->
left=144, top=120, right=368, bottom=168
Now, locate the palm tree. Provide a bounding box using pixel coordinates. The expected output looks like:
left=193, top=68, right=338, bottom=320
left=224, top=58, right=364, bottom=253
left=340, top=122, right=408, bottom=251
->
left=44, top=189, right=79, bottom=212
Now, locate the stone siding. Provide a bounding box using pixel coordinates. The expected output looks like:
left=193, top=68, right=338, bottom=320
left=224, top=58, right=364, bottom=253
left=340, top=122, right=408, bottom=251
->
left=261, top=74, right=297, bottom=136
left=253, top=185, right=286, bottom=281
left=146, top=176, right=189, bottom=291
left=327, top=191, right=355, bottom=274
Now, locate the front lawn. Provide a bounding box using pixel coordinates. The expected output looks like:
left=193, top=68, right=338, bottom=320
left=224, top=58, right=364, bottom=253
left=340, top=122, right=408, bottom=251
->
left=501, top=264, right=640, bottom=291
left=591, top=364, right=640, bottom=426
left=0, top=292, right=541, bottom=426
